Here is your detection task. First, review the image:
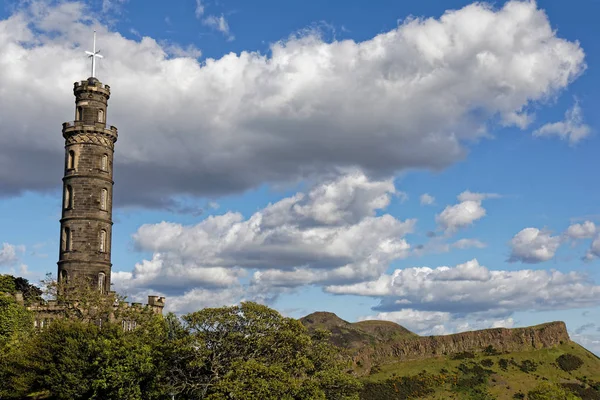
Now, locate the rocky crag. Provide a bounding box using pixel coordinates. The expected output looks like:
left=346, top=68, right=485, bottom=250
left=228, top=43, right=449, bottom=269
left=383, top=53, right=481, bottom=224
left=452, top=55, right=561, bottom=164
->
left=299, top=312, right=570, bottom=375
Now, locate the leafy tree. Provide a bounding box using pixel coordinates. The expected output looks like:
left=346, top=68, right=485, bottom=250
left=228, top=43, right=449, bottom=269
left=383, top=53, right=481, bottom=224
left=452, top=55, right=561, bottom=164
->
left=0, top=274, right=43, bottom=304
left=0, top=293, right=33, bottom=346
left=1, top=275, right=170, bottom=399
left=0, top=317, right=168, bottom=399
left=0, top=274, right=16, bottom=293
left=170, top=302, right=361, bottom=399
left=556, top=354, right=584, bottom=372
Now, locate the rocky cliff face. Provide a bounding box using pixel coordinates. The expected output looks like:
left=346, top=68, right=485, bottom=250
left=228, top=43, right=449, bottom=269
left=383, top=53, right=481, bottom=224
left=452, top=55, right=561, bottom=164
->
left=299, top=312, right=570, bottom=375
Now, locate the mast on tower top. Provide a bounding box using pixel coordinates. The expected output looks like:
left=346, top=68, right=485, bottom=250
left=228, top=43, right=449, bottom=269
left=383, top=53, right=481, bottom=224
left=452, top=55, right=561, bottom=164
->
left=85, top=30, right=103, bottom=78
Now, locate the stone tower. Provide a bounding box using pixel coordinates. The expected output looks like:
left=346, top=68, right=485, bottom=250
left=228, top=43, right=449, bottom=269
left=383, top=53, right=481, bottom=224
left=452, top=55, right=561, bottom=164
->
left=57, top=77, right=118, bottom=294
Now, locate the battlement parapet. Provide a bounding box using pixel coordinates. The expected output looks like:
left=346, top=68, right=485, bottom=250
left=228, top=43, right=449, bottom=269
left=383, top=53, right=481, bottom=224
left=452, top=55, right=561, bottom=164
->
left=74, top=78, right=111, bottom=98
left=147, top=295, right=166, bottom=307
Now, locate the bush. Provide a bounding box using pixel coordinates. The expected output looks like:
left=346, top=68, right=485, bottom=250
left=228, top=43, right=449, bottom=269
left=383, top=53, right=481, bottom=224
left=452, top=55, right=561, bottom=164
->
left=519, top=359, right=537, bottom=373
left=359, top=372, right=442, bottom=400
left=480, top=359, right=494, bottom=367
left=451, top=351, right=475, bottom=360
left=556, top=354, right=584, bottom=372
left=483, top=345, right=500, bottom=356
left=561, top=383, right=600, bottom=400
left=453, top=362, right=493, bottom=394
left=499, top=358, right=509, bottom=371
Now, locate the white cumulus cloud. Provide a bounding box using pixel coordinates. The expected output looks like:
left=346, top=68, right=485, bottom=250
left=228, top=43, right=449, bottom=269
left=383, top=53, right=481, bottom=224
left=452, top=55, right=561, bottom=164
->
left=584, top=235, right=600, bottom=262
left=115, top=172, right=414, bottom=305
left=0, top=0, right=586, bottom=208
left=534, top=101, right=591, bottom=145
left=565, top=221, right=596, bottom=240
left=420, top=193, right=435, bottom=206
left=436, top=191, right=498, bottom=233
left=508, top=227, right=562, bottom=263
left=327, top=259, right=600, bottom=317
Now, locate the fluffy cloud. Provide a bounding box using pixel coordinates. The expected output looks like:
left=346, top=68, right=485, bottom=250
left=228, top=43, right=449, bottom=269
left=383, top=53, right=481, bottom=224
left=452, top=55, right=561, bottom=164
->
left=116, top=172, right=414, bottom=302
left=508, top=227, right=562, bottom=263
left=435, top=191, right=498, bottom=233
left=534, top=102, right=591, bottom=145
left=0, top=1, right=585, bottom=207
left=420, top=193, right=435, bottom=206
left=0, top=243, right=24, bottom=267
left=565, top=221, right=596, bottom=240
left=326, top=259, right=600, bottom=316
left=584, top=235, right=600, bottom=262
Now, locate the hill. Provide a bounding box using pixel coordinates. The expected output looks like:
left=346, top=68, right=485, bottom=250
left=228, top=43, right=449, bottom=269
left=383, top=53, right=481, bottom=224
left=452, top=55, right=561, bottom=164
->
left=299, top=312, right=600, bottom=399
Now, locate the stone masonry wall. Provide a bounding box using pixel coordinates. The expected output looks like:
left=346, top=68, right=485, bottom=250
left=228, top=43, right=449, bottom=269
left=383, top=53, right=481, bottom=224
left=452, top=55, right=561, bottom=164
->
left=58, top=78, right=118, bottom=293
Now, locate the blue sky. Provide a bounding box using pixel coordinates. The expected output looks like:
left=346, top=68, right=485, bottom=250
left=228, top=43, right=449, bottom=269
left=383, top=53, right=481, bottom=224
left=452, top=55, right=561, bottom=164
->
left=1, top=0, right=599, bottom=353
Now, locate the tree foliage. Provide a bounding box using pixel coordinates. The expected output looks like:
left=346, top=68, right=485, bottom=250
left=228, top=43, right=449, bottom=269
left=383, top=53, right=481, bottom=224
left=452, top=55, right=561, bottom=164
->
left=0, top=317, right=168, bottom=399
left=0, top=275, right=361, bottom=400
left=0, top=274, right=42, bottom=304
left=0, top=293, right=33, bottom=346
left=169, top=302, right=361, bottom=399
left=557, top=354, right=584, bottom=372
left=527, top=382, right=581, bottom=400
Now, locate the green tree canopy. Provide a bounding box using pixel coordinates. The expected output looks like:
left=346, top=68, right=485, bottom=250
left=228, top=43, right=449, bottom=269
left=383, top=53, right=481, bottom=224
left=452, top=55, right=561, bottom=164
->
left=0, top=316, right=168, bottom=400
left=169, top=302, right=361, bottom=400
left=0, top=274, right=42, bottom=304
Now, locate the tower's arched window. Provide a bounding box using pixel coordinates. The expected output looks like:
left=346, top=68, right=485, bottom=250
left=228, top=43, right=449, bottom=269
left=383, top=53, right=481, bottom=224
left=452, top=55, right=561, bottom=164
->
left=98, top=109, right=104, bottom=123
left=101, top=154, right=108, bottom=171
left=62, top=227, right=72, bottom=252
left=65, top=185, right=73, bottom=209
left=60, top=269, right=68, bottom=283
left=100, top=189, right=107, bottom=210
left=67, top=150, right=75, bottom=170
left=98, top=272, right=105, bottom=292
left=76, top=106, right=83, bottom=121
left=99, top=230, right=107, bottom=252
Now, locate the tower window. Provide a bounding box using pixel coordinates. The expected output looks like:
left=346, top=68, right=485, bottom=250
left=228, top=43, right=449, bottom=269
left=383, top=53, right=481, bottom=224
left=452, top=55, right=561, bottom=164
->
left=99, top=230, right=107, bottom=252
left=100, top=189, right=107, bottom=210
left=98, top=109, right=104, bottom=123
left=76, top=106, right=83, bottom=121
left=67, top=150, right=75, bottom=170
left=60, top=269, right=68, bottom=283
left=62, top=227, right=72, bottom=252
left=101, top=154, right=108, bottom=171
left=98, top=272, right=105, bottom=292
left=65, top=186, right=74, bottom=209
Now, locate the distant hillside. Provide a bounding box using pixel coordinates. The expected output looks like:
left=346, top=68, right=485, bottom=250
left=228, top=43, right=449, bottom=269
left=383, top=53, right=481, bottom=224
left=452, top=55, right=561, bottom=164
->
left=299, top=311, right=416, bottom=349
left=299, top=312, right=600, bottom=399
left=300, top=312, right=569, bottom=371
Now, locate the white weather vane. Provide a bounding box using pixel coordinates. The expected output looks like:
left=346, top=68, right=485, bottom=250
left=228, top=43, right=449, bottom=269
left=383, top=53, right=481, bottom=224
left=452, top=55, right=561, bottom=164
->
left=85, top=30, right=103, bottom=78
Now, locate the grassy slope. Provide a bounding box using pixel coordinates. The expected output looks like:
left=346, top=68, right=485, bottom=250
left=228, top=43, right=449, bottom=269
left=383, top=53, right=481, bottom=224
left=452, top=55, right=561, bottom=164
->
left=363, top=342, right=600, bottom=399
